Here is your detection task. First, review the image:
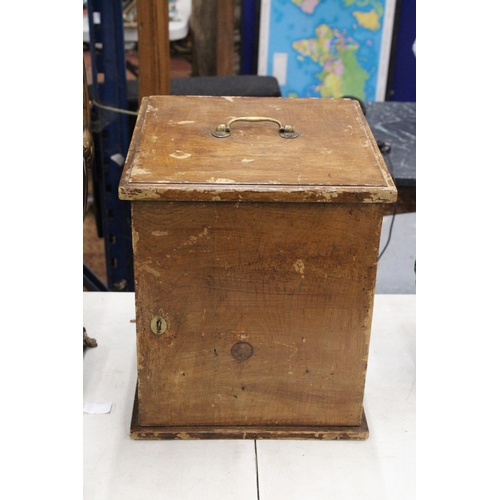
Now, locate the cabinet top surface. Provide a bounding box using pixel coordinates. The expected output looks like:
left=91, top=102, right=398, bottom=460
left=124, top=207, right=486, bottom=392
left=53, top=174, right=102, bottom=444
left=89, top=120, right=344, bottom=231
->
left=119, top=96, right=397, bottom=203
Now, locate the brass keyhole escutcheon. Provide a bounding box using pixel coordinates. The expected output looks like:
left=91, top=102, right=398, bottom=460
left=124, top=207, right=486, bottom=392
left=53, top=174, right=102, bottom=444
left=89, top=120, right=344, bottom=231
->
left=151, top=316, right=167, bottom=335
left=231, top=342, right=254, bottom=361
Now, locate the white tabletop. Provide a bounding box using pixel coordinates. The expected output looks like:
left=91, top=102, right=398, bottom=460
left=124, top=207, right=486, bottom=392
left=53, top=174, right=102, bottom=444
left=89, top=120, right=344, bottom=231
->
left=83, top=293, right=415, bottom=500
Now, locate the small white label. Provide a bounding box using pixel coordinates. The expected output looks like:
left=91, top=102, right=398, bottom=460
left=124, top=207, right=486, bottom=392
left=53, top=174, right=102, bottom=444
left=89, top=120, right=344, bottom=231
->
left=110, top=153, right=125, bottom=166
left=83, top=401, right=112, bottom=414
left=272, top=53, right=288, bottom=86
left=93, top=12, right=101, bottom=24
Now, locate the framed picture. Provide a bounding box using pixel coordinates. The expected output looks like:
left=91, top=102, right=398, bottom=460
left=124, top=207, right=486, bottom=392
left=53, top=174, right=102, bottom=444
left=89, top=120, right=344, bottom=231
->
left=258, top=0, right=396, bottom=101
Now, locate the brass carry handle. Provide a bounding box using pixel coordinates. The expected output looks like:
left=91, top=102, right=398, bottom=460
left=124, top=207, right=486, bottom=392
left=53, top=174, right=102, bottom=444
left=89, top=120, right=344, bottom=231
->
left=211, top=116, right=299, bottom=139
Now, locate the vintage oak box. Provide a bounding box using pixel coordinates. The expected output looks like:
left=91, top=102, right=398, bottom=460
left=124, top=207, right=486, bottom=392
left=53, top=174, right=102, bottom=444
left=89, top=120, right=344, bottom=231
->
left=118, top=96, right=397, bottom=440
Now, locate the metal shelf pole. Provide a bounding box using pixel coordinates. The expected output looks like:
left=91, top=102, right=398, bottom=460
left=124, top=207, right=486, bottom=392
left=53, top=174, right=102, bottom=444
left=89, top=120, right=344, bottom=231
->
left=87, top=0, right=134, bottom=291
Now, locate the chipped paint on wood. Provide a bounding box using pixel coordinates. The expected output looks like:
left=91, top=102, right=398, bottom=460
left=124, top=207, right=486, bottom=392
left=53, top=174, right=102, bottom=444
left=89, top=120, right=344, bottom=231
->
left=119, top=187, right=161, bottom=199
left=130, top=166, right=151, bottom=176
left=206, top=177, right=236, bottom=184
left=179, top=227, right=209, bottom=248
left=175, top=432, right=200, bottom=440
left=131, top=226, right=140, bottom=248
left=170, top=150, right=192, bottom=159
left=362, top=190, right=396, bottom=203
left=120, top=184, right=396, bottom=203
left=316, top=191, right=339, bottom=201
left=293, top=259, right=305, bottom=275
left=140, top=264, right=161, bottom=278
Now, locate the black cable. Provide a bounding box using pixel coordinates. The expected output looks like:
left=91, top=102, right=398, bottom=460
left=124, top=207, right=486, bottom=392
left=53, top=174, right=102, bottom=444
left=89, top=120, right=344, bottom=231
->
left=377, top=141, right=398, bottom=261
left=378, top=201, right=397, bottom=261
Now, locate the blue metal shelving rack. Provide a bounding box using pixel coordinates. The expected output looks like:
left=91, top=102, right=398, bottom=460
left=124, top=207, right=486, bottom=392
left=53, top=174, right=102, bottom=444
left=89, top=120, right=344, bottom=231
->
left=240, top=0, right=259, bottom=75
left=86, top=0, right=134, bottom=291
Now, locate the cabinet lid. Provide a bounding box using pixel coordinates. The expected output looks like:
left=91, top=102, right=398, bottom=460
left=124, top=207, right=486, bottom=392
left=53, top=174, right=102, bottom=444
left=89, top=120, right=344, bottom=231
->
left=119, top=96, right=397, bottom=203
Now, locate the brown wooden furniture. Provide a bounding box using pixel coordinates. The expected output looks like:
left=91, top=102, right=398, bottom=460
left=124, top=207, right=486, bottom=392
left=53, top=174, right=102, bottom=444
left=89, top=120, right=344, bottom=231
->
left=119, top=96, right=397, bottom=439
left=136, top=0, right=171, bottom=100
left=136, top=0, right=236, bottom=99
left=216, top=0, right=235, bottom=75
left=191, top=0, right=236, bottom=76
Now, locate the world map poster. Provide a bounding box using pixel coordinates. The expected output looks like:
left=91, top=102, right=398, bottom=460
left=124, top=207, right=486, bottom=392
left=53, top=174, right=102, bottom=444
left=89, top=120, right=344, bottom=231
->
left=258, top=0, right=396, bottom=101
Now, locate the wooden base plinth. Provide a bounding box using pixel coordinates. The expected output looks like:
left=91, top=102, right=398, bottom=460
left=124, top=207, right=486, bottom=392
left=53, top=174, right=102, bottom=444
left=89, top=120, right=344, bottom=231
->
left=130, top=387, right=369, bottom=440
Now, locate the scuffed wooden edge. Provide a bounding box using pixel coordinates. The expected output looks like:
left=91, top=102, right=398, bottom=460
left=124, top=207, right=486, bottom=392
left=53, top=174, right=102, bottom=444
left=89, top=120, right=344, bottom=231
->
left=118, top=97, right=397, bottom=204
left=118, top=96, right=151, bottom=199
left=130, top=386, right=369, bottom=440
left=119, top=184, right=397, bottom=204
left=351, top=99, right=398, bottom=201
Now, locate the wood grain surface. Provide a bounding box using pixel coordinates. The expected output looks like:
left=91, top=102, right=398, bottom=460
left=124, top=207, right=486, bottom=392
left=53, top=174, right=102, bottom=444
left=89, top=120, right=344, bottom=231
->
left=130, top=387, right=370, bottom=440
left=119, top=96, right=397, bottom=203
left=132, top=201, right=382, bottom=428
left=136, top=0, right=170, bottom=99
left=120, top=95, right=394, bottom=436
left=216, top=0, right=235, bottom=75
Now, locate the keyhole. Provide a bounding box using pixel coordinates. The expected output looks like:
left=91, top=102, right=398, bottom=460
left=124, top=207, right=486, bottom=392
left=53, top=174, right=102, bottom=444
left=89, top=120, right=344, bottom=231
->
left=150, top=316, right=167, bottom=335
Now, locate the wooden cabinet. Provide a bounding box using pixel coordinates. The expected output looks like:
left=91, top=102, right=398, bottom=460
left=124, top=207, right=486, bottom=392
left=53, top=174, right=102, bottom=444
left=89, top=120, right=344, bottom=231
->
left=119, top=96, right=397, bottom=439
